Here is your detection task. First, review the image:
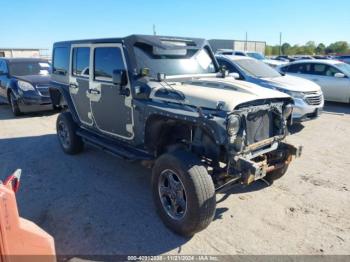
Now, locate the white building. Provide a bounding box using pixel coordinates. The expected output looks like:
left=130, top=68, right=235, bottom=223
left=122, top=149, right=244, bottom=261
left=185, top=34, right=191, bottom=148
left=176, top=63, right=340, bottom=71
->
left=0, top=48, right=50, bottom=59
left=209, top=39, right=266, bottom=54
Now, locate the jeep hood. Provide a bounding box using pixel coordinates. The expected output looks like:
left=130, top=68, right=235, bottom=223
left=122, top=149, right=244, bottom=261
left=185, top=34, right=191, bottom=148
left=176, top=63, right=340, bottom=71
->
left=151, top=77, right=291, bottom=111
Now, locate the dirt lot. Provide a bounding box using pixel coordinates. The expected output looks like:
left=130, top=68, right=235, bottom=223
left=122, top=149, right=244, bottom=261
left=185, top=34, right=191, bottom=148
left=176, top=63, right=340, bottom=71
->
left=0, top=102, right=349, bottom=256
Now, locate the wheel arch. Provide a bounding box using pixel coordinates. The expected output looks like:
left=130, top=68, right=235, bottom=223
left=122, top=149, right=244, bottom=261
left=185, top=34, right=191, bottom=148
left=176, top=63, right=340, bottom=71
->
left=144, top=114, right=223, bottom=161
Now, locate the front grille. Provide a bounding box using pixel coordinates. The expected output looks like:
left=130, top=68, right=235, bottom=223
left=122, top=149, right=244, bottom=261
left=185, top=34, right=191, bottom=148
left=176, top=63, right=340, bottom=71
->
left=245, top=110, right=273, bottom=145
left=36, top=85, right=50, bottom=97
left=304, top=92, right=322, bottom=106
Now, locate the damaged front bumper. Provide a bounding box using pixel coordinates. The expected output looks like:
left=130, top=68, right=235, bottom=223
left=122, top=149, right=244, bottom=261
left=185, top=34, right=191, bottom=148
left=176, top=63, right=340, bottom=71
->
left=216, top=141, right=302, bottom=192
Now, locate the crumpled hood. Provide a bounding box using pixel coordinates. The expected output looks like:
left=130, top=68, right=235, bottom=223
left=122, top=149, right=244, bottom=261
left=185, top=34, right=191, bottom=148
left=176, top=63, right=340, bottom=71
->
left=261, top=75, right=322, bottom=92
left=14, top=75, right=51, bottom=86
left=151, top=77, right=291, bottom=111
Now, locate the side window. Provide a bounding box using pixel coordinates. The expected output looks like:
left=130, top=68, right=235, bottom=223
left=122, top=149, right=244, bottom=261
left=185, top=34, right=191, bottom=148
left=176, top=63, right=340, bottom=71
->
left=235, top=52, right=246, bottom=56
left=286, top=64, right=304, bottom=74
left=94, top=47, right=125, bottom=82
left=287, top=63, right=310, bottom=74
left=53, top=47, right=69, bottom=75
left=0, top=61, right=8, bottom=73
left=280, top=66, right=288, bottom=73
left=324, top=66, right=341, bottom=77
left=0, top=61, right=4, bottom=73
left=311, top=63, right=328, bottom=76
left=72, top=47, right=90, bottom=77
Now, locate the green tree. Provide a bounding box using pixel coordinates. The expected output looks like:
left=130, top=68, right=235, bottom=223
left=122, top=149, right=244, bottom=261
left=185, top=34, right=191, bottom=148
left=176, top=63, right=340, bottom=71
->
left=281, top=43, right=291, bottom=55
left=316, top=43, right=326, bottom=54
left=304, top=41, right=316, bottom=54
left=326, top=41, right=349, bottom=54
left=265, top=45, right=272, bottom=56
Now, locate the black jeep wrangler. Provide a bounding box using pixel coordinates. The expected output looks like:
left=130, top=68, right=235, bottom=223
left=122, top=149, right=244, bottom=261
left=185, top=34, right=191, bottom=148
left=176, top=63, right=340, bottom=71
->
left=50, top=35, right=301, bottom=236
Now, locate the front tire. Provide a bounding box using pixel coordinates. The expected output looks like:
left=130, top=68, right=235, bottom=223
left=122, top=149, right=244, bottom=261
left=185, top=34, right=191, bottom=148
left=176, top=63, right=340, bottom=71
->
left=56, top=112, right=84, bottom=154
left=9, top=92, right=21, bottom=116
left=152, top=150, right=216, bottom=237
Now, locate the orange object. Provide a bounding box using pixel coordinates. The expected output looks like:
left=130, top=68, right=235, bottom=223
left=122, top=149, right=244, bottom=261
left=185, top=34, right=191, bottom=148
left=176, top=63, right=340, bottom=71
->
left=0, top=170, right=56, bottom=262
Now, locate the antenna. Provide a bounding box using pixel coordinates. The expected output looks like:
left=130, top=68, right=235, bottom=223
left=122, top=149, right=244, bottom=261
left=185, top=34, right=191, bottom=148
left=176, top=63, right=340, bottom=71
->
left=153, top=24, right=157, bottom=36
left=279, top=32, right=282, bottom=55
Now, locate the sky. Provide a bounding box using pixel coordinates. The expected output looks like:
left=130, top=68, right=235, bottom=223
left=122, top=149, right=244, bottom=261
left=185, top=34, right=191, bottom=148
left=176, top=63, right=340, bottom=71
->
left=0, top=0, right=349, bottom=50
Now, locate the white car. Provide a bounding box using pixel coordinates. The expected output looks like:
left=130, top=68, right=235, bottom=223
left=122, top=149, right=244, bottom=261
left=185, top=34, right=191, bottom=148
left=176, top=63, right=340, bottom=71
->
left=216, top=55, right=324, bottom=121
left=279, top=60, right=350, bottom=103
left=215, top=49, right=286, bottom=68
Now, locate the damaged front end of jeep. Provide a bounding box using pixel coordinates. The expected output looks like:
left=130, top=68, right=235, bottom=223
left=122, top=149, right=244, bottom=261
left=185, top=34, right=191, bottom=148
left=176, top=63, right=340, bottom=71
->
left=208, top=99, right=302, bottom=191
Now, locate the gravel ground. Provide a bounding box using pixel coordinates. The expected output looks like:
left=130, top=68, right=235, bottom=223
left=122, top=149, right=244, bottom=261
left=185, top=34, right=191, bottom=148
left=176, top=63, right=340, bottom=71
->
left=0, top=102, right=349, bottom=256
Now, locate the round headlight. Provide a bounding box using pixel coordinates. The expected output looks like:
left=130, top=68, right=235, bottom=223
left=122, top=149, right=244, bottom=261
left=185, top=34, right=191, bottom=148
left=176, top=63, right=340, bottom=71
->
left=283, top=104, right=293, bottom=119
left=227, top=114, right=241, bottom=136
left=17, top=80, right=35, bottom=91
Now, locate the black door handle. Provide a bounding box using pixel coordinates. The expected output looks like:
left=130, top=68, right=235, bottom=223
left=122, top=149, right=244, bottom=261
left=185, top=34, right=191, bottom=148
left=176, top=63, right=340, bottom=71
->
left=88, top=89, right=100, bottom=95
left=69, top=83, right=78, bottom=89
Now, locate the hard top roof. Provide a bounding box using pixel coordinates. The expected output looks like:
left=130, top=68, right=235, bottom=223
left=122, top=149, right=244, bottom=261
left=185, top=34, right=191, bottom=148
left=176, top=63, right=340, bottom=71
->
left=54, top=34, right=207, bottom=49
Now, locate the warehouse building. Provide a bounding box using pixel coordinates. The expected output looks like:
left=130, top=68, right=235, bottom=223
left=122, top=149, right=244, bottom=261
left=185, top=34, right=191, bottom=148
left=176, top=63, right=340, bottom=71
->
left=0, top=48, right=50, bottom=59
left=209, top=39, right=266, bottom=54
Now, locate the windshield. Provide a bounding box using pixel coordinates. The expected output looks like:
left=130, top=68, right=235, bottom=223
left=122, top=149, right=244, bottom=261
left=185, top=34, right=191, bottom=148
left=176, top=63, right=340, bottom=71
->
left=133, top=44, right=217, bottom=78
left=235, top=59, right=282, bottom=78
left=246, top=52, right=265, bottom=60
left=9, top=61, right=50, bottom=76
left=335, top=62, right=350, bottom=76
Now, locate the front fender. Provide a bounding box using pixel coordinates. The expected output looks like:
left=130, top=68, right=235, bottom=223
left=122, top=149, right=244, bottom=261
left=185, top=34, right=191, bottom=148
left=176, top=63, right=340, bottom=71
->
left=137, top=100, right=228, bottom=145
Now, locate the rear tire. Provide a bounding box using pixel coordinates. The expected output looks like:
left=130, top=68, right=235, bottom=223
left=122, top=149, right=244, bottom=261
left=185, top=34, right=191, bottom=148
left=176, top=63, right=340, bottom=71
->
left=56, top=112, right=84, bottom=154
left=9, top=92, right=21, bottom=116
left=152, top=150, right=216, bottom=237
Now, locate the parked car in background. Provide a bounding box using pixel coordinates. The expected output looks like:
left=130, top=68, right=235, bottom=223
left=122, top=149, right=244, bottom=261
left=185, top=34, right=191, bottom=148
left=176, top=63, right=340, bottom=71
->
left=50, top=35, right=301, bottom=236
left=216, top=55, right=324, bottom=121
left=279, top=60, right=350, bottom=103
left=274, top=55, right=295, bottom=62
left=312, top=55, right=335, bottom=60
left=215, top=49, right=248, bottom=56
left=337, top=55, right=350, bottom=64
left=292, top=55, right=314, bottom=61
left=214, top=49, right=287, bottom=68
left=0, top=58, right=53, bottom=116
left=245, top=51, right=287, bottom=68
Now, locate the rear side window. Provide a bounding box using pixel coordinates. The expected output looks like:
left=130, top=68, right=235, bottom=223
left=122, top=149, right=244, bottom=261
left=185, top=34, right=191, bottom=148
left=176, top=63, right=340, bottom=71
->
left=286, top=63, right=304, bottom=73
left=94, top=47, right=125, bottom=82
left=72, top=47, right=90, bottom=77
left=53, top=47, right=69, bottom=75
left=312, top=64, right=327, bottom=75
left=286, top=63, right=311, bottom=74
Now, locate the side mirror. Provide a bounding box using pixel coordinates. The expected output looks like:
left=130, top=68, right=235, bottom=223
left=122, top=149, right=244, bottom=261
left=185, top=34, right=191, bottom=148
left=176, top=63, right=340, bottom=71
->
left=112, top=69, right=128, bottom=86
left=229, top=72, right=240, bottom=79
left=219, top=65, right=229, bottom=78
left=334, top=72, right=345, bottom=78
